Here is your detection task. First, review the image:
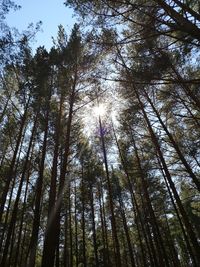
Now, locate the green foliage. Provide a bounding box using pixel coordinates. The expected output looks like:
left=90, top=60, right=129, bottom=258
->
left=0, top=1, right=200, bottom=266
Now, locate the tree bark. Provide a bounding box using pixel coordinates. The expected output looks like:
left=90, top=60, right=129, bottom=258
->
left=28, top=95, right=50, bottom=267
left=99, top=115, right=122, bottom=267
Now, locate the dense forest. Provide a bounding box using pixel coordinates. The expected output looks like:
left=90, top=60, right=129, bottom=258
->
left=0, top=0, right=200, bottom=266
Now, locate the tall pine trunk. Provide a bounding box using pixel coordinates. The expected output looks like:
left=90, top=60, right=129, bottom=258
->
left=28, top=95, right=50, bottom=267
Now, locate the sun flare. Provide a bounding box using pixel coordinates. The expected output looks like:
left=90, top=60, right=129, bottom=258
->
left=93, top=104, right=106, bottom=117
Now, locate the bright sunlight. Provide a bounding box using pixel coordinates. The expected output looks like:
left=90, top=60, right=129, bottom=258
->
left=93, top=103, right=106, bottom=117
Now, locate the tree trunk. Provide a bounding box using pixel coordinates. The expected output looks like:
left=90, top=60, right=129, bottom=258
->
left=135, top=87, right=200, bottom=264
left=114, top=172, right=136, bottom=267
left=98, top=181, right=110, bottom=267
left=14, top=146, right=35, bottom=267
left=0, top=97, right=30, bottom=223
left=43, top=76, right=77, bottom=267
left=99, top=115, right=122, bottom=267
left=0, top=112, right=38, bottom=267
left=81, top=168, right=87, bottom=267
left=74, top=182, right=79, bottom=267
left=144, top=88, right=200, bottom=191
left=28, top=96, right=50, bottom=267
left=42, top=93, right=63, bottom=267
left=89, top=183, right=99, bottom=267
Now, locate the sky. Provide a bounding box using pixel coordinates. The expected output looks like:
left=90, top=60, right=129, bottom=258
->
left=6, top=0, right=76, bottom=52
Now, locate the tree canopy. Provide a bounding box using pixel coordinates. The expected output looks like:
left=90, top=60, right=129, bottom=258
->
left=0, top=1, right=200, bottom=266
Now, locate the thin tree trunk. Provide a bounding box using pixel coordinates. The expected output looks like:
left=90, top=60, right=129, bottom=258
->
left=144, top=88, right=200, bottom=191
left=63, top=194, right=69, bottom=267
left=113, top=172, right=136, bottom=267
left=0, top=123, right=26, bottom=255
left=157, top=157, right=198, bottom=266
left=74, top=182, right=79, bottom=267
left=81, top=167, right=87, bottom=267
left=89, top=183, right=99, bottom=267
left=98, top=181, right=109, bottom=267
left=14, top=145, right=35, bottom=267
left=1, top=112, right=38, bottom=267
left=0, top=97, right=30, bottom=223
left=135, top=88, right=200, bottom=264
left=0, top=94, right=10, bottom=124
left=131, top=131, right=170, bottom=267
left=69, top=183, right=73, bottom=267
left=99, top=115, right=122, bottom=267
left=112, top=121, right=150, bottom=267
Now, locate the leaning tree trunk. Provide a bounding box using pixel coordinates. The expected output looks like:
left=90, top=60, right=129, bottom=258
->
left=0, top=112, right=38, bottom=267
left=134, top=87, right=200, bottom=265
left=144, top=88, right=200, bottom=191
left=0, top=96, right=30, bottom=223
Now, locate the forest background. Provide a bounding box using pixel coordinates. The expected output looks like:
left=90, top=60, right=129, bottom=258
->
left=0, top=1, right=200, bottom=267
